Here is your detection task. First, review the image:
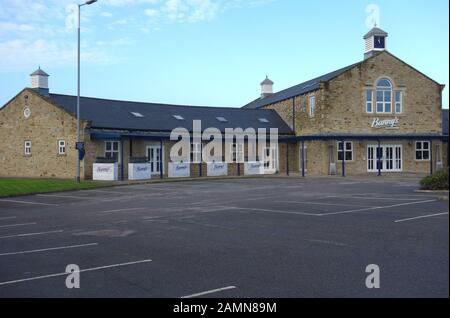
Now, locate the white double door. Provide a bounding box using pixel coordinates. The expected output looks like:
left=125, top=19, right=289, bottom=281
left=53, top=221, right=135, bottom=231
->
left=146, top=145, right=163, bottom=174
left=367, top=145, right=402, bottom=172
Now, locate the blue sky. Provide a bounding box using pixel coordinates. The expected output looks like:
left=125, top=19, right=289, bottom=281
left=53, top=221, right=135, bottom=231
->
left=0, top=0, right=448, bottom=108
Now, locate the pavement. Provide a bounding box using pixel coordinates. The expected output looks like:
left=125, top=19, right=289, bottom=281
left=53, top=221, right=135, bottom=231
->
left=0, top=176, right=448, bottom=298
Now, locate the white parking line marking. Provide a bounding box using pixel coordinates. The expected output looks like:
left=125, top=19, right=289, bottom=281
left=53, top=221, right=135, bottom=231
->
left=180, top=286, right=237, bottom=298
left=231, top=207, right=320, bottom=216
left=304, top=239, right=352, bottom=247
left=325, top=195, right=424, bottom=201
left=278, top=200, right=372, bottom=208
left=37, top=194, right=92, bottom=199
left=0, top=216, right=17, bottom=221
left=0, top=242, right=98, bottom=257
left=0, top=259, right=152, bottom=286
left=0, top=230, right=63, bottom=240
left=394, top=212, right=449, bottom=223
left=321, top=199, right=437, bottom=216
left=0, top=222, right=36, bottom=229
left=0, top=199, right=58, bottom=206
left=85, top=189, right=131, bottom=194
left=98, top=207, right=147, bottom=214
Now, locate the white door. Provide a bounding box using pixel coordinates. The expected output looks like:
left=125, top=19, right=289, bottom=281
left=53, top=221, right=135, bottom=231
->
left=263, top=146, right=278, bottom=173
left=147, top=145, right=163, bottom=174
left=367, top=145, right=402, bottom=172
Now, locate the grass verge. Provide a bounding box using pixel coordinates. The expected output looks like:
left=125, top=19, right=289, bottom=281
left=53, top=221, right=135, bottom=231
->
left=0, top=178, right=114, bottom=197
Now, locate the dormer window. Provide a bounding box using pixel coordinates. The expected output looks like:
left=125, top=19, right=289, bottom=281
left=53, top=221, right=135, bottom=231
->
left=216, top=116, right=227, bottom=122
left=258, top=118, right=269, bottom=123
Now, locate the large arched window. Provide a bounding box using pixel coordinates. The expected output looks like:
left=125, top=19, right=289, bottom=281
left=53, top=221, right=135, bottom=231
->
left=376, top=78, right=392, bottom=113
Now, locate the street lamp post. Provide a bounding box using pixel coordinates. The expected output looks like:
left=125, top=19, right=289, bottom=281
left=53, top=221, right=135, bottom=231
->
left=76, top=0, right=97, bottom=183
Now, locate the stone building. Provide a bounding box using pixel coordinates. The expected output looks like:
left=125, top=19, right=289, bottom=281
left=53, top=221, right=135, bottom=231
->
left=0, top=27, right=448, bottom=180
left=244, top=27, right=448, bottom=176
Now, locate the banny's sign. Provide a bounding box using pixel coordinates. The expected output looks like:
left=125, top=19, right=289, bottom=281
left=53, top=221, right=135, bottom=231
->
left=371, top=117, right=400, bottom=129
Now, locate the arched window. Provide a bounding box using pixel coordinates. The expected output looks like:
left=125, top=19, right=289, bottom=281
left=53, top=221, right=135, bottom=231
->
left=376, top=78, right=392, bottom=113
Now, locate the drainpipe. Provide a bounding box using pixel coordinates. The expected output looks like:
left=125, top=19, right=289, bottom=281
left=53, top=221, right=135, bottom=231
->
left=301, top=139, right=305, bottom=177
left=341, top=139, right=345, bottom=177
left=377, top=139, right=382, bottom=176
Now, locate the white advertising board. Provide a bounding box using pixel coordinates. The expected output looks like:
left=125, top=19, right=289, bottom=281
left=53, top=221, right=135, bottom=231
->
left=93, top=163, right=118, bottom=181
left=128, top=163, right=151, bottom=180
left=207, top=162, right=228, bottom=177
left=168, top=162, right=190, bottom=178
left=244, top=161, right=264, bottom=175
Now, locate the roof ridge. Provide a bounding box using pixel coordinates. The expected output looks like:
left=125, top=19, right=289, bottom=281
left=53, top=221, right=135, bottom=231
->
left=243, top=56, right=375, bottom=109
left=49, top=93, right=275, bottom=111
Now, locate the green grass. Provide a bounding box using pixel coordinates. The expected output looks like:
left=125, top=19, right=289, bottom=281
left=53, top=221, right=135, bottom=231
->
left=0, top=178, right=114, bottom=197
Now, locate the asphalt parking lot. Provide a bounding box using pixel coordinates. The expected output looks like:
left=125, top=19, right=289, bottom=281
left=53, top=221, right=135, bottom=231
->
left=0, top=176, right=448, bottom=298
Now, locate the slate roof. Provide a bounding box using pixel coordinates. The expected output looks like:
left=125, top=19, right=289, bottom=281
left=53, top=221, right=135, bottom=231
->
left=261, top=76, right=274, bottom=85
left=30, top=67, right=49, bottom=77
left=443, top=109, right=449, bottom=135
left=243, top=61, right=361, bottom=109
left=48, top=93, right=293, bottom=134
left=363, top=27, right=388, bottom=39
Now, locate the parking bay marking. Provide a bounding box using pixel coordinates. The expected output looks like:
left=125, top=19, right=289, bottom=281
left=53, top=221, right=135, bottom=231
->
left=0, top=259, right=152, bottom=286
left=394, top=212, right=449, bottom=223
left=0, top=222, right=36, bottom=229
left=0, top=242, right=98, bottom=257
left=180, top=286, right=237, bottom=298
left=321, top=199, right=438, bottom=216
left=0, top=199, right=58, bottom=206
left=98, top=207, right=148, bottom=214
left=277, top=200, right=373, bottom=208
left=0, top=230, right=63, bottom=240
left=37, top=194, right=94, bottom=200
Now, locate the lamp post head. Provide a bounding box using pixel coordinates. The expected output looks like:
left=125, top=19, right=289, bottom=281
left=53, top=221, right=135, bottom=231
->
left=85, top=0, right=97, bottom=4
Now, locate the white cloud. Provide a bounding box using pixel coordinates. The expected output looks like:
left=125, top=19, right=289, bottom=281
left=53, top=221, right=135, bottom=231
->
left=100, top=12, right=113, bottom=18
left=0, top=38, right=116, bottom=71
left=148, top=0, right=219, bottom=23
left=145, top=9, right=159, bottom=18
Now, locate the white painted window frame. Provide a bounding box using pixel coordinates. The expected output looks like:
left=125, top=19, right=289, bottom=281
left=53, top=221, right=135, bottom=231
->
left=309, top=95, right=315, bottom=117
left=58, top=139, right=66, bottom=155
left=24, top=140, right=32, bottom=155
left=337, top=141, right=353, bottom=162
left=415, top=141, right=430, bottom=162
left=104, top=140, right=121, bottom=163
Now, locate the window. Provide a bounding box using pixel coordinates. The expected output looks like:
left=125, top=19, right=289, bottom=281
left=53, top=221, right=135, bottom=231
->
left=258, top=118, right=269, bottom=123
left=365, top=89, right=373, bottom=113
left=376, top=78, right=392, bottom=113
left=216, top=116, right=227, bottom=122
left=337, top=141, right=353, bottom=161
left=395, top=91, right=402, bottom=113
left=173, top=115, right=185, bottom=120
left=130, top=112, right=144, bottom=118
left=231, top=143, right=244, bottom=163
left=309, top=95, right=315, bottom=117
left=24, top=141, right=31, bottom=155
left=191, top=142, right=202, bottom=163
left=58, top=139, right=66, bottom=155
left=105, top=141, right=120, bottom=162
left=415, top=141, right=430, bottom=161
left=300, top=145, right=308, bottom=172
